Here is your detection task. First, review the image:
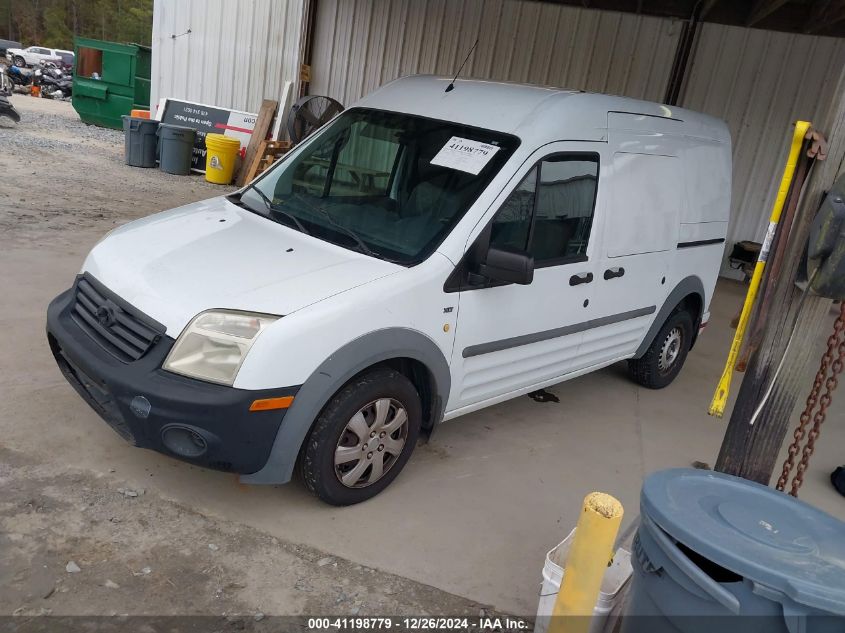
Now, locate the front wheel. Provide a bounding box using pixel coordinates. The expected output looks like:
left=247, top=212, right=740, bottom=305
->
left=628, top=309, right=694, bottom=389
left=300, top=368, right=421, bottom=505
left=13, top=56, right=25, bottom=68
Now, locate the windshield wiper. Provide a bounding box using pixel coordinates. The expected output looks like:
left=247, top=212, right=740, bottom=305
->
left=238, top=185, right=310, bottom=236
left=285, top=192, right=392, bottom=262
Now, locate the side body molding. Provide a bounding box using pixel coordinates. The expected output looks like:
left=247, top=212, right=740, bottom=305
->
left=241, top=328, right=451, bottom=485
left=633, top=275, right=706, bottom=358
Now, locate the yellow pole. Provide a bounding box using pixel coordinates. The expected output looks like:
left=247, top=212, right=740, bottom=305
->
left=549, top=492, right=624, bottom=633
left=708, top=120, right=812, bottom=418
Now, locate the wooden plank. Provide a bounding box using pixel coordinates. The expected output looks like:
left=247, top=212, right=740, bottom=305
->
left=244, top=140, right=270, bottom=185
left=271, top=81, right=294, bottom=140
left=714, top=65, right=845, bottom=483
left=244, top=140, right=292, bottom=184
left=235, top=99, right=278, bottom=187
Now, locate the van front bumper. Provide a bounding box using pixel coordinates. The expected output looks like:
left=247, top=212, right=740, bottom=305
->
left=46, top=283, right=297, bottom=475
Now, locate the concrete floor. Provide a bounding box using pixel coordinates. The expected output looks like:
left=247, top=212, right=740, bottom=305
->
left=1, top=97, right=843, bottom=616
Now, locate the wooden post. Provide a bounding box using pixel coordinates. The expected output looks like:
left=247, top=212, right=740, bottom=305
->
left=235, top=99, right=278, bottom=187
left=715, top=67, right=845, bottom=482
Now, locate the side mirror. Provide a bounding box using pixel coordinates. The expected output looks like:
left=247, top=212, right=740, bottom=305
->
left=479, top=246, right=534, bottom=285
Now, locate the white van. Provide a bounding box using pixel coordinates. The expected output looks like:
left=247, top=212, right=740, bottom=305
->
left=47, top=76, right=731, bottom=505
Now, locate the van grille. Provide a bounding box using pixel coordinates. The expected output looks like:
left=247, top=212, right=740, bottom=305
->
left=70, top=275, right=164, bottom=363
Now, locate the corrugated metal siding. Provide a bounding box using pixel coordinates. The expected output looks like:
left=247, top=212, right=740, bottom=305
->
left=680, top=23, right=845, bottom=272
left=151, top=0, right=306, bottom=113
left=149, top=0, right=845, bottom=280
left=312, top=2, right=845, bottom=276
left=310, top=0, right=683, bottom=106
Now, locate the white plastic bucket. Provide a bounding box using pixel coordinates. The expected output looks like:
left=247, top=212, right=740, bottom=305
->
left=535, top=528, right=633, bottom=633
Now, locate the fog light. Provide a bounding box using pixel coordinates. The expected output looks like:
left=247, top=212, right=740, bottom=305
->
left=161, top=426, right=208, bottom=458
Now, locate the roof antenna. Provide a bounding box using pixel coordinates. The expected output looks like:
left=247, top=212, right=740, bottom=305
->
left=445, top=38, right=479, bottom=93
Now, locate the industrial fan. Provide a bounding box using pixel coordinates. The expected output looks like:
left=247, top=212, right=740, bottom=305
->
left=286, top=95, right=344, bottom=144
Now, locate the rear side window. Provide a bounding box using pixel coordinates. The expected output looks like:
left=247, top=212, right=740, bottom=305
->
left=490, top=154, right=599, bottom=264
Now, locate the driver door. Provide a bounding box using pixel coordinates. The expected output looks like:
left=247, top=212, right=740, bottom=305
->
left=447, top=144, right=604, bottom=414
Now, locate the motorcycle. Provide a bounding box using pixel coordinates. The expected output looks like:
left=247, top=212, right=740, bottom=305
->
left=35, top=62, right=72, bottom=99
left=5, top=63, right=34, bottom=91
left=0, top=68, right=20, bottom=123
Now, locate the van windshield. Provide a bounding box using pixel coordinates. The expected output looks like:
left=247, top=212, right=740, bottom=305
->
left=241, top=108, right=519, bottom=265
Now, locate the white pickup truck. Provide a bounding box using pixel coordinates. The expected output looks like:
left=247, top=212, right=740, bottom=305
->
left=6, top=45, right=72, bottom=68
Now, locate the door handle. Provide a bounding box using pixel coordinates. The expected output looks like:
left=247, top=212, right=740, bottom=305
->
left=569, top=272, right=594, bottom=286
left=603, top=267, right=625, bottom=280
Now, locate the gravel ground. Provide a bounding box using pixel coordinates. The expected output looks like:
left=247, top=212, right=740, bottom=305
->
left=0, top=96, right=507, bottom=622
left=0, top=446, right=497, bottom=620
left=0, top=94, right=229, bottom=248
left=0, top=98, right=119, bottom=151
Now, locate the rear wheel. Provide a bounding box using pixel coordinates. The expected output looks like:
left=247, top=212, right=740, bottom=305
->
left=628, top=309, right=694, bottom=389
left=300, top=368, right=421, bottom=505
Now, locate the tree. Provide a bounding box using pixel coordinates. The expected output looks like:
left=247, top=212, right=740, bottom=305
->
left=1, top=0, right=152, bottom=49
left=43, top=4, right=73, bottom=48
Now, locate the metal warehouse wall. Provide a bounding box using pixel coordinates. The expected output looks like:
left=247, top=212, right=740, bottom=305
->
left=311, top=0, right=845, bottom=275
left=310, top=0, right=682, bottom=106
left=151, top=0, right=306, bottom=113
left=680, top=23, right=845, bottom=272
left=149, top=0, right=845, bottom=278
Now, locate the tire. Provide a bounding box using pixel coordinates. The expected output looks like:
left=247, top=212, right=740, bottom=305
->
left=628, top=309, right=694, bottom=389
left=13, top=56, right=25, bottom=68
left=300, top=368, right=421, bottom=505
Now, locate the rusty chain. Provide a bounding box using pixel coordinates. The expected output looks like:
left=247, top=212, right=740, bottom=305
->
left=776, top=302, right=845, bottom=495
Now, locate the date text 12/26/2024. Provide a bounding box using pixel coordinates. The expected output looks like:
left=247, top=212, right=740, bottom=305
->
left=307, top=617, right=530, bottom=631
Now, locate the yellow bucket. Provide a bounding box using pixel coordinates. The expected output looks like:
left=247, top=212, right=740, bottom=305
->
left=204, top=133, right=241, bottom=185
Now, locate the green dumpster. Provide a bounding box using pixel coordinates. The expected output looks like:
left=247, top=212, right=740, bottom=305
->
left=72, top=37, right=152, bottom=130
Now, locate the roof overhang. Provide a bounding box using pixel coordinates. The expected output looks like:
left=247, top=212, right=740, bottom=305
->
left=538, top=0, right=845, bottom=38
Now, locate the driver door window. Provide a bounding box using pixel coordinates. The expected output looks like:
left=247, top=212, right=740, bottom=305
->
left=489, top=166, right=535, bottom=252
left=490, top=154, right=599, bottom=266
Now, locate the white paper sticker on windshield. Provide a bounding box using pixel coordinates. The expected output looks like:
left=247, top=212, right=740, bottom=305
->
left=430, top=137, right=500, bottom=175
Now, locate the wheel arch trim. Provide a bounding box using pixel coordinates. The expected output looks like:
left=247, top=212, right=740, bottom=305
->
left=633, top=275, right=705, bottom=359
left=241, top=327, right=451, bottom=485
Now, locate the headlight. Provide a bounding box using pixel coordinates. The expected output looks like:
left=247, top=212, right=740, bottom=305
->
left=163, top=310, right=278, bottom=386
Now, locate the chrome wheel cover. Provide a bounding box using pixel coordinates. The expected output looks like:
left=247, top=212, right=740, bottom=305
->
left=334, top=398, right=409, bottom=488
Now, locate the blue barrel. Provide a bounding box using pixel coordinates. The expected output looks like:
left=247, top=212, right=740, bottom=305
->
left=622, top=468, right=845, bottom=633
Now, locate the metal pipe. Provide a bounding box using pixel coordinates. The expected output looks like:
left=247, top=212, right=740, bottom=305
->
left=664, top=1, right=703, bottom=105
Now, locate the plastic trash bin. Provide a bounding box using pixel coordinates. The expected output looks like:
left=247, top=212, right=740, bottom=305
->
left=622, top=468, right=845, bottom=633
left=158, top=123, right=196, bottom=175
left=122, top=115, right=159, bottom=168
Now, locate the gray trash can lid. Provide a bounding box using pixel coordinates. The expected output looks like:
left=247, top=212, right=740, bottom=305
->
left=642, top=468, right=845, bottom=614
left=159, top=123, right=195, bottom=131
